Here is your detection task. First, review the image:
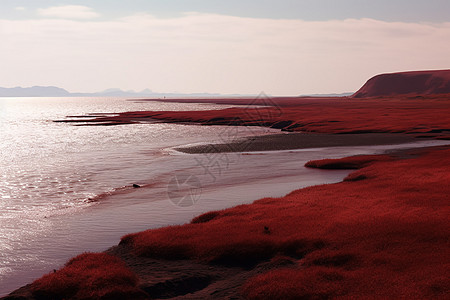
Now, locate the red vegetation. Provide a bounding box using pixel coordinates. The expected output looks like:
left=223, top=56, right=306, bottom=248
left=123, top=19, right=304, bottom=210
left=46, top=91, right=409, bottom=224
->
left=70, top=96, right=450, bottom=135
left=121, top=147, right=450, bottom=298
left=31, top=253, right=146, bottom=300
left=242, top=267, right=347, bottom=299
left=305, top=154, right=392, bottom=169
left=353, top=70, right=450, bottom=98
left=60, top=71, right=450, bottom=135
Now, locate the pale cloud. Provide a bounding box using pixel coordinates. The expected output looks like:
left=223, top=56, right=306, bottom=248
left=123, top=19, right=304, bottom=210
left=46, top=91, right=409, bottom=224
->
left=0, top=13, right=449, bottom=95
left=37, top=5, right=100, bottom=19
left=15, top=7, right=26, bottom=11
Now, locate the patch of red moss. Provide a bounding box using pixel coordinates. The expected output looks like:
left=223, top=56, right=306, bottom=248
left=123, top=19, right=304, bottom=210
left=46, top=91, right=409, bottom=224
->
left=31, top=253, right=146, bottom=300
left=305, top=154, right=392, bottom=169
left=121, top=147, right=450, bottom=298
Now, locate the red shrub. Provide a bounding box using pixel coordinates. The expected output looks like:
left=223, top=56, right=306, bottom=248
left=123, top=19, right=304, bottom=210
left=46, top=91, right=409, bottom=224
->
left=31, top=253, right=146, bottom=300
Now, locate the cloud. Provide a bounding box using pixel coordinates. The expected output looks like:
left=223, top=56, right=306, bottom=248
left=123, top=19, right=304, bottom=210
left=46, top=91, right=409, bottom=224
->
left=15, top=7, right=26, bottom=11
left=0, top=13, right=449, bottom=95
left=37, top=5, right=99, bottom=19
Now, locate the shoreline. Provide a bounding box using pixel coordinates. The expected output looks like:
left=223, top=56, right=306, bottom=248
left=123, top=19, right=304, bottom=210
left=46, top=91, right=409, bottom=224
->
left=4, top=95, right=450, bottom=299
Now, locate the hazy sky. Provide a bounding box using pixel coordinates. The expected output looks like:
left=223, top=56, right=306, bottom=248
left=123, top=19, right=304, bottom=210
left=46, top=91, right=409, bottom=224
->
left=1, top=1, right=449, bottom=95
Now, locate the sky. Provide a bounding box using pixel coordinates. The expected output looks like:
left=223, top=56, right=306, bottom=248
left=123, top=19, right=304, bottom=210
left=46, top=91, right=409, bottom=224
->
left=1, top=0, right=449, bottom=95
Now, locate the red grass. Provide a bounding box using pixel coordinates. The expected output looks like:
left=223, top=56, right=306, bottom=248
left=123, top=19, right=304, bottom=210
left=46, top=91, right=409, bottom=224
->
left=305, top=154, right=392, bottom=169
left=120, top=147, right=450, bottom=298
left=77, top=96, right=450, bottom=135
left=242, top=267, right=347, bottom=299
left=31, top=253, right=146, bottom=300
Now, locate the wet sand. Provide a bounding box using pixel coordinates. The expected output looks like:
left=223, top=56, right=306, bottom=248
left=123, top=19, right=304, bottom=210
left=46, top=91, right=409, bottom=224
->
left=175, top=132, right=418, bottom=153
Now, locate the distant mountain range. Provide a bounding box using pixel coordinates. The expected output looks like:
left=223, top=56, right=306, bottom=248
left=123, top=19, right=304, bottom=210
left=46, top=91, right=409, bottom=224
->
left=4, top=69, right=450, bottom=98
left=0, top=86, right=236, bottom=98
left=0, top=86, right=73, bottom=97
left=0, top=86, right=353, bottom=98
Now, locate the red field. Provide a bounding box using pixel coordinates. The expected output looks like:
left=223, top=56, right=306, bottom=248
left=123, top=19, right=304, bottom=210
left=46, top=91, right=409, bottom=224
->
left=72, top=96, right=450, bottom=137
left=119, top=146, right=450, bottom=298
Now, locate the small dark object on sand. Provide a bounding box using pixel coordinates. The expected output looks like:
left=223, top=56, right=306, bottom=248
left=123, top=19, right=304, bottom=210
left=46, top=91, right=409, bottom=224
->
left=133, top=184, right=141, bottom=188
left=264, top=226, right=271, bottom=234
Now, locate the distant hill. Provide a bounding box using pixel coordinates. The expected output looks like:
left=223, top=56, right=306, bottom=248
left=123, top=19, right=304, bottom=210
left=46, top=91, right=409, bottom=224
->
left=353, top=70, right=450, bottom=98
left=0, top=86, right=353, bottom=99
left=0, top=86, right=71, bottom=97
